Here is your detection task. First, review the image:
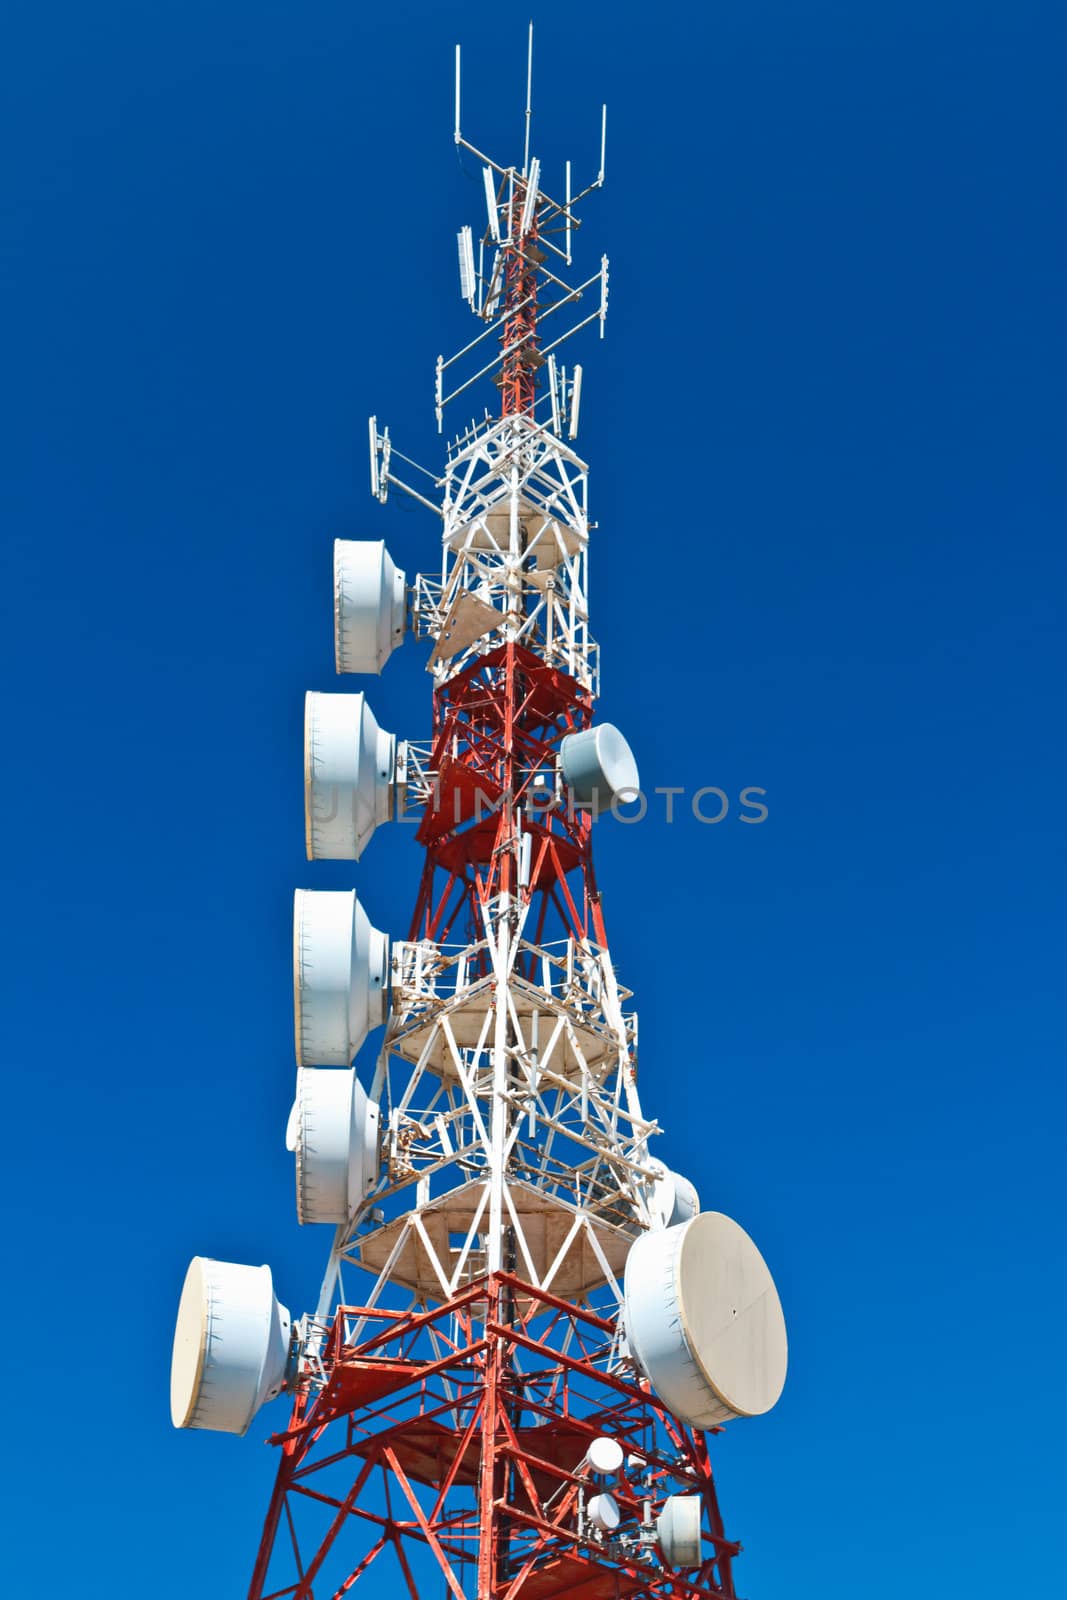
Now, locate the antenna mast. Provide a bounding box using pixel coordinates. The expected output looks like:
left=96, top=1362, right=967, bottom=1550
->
left=170, top=31, right=788, bottom=1600
left=523, top=21, right=533, bottom=176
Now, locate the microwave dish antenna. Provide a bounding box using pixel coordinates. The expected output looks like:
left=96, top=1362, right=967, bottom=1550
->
left=587, top=1493, right=621, bottom=1535
left=650, top=1164, right=701, bottom=1230
left=585, top=1436, right=625, bottom=1475
left=304, top=691, right=399, bottom=861
left=291, top=1067, right=381, bottom=1224
left=559, top=723, right=640, bottom=809
left=333, top=540, right=407, bottom=674
left=657, top=1496, right=704, bottom=1567
left=170, top=1259, right=293, bottom=1436
left=292, top=889, right=389, bottom=1067
left=624, top=1212, right=788, bottom=1427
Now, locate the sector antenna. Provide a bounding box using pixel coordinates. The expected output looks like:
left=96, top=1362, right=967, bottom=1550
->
left=171, top=26, right=789, bottom=1600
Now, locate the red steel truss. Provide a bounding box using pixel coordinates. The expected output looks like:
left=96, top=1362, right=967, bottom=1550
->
left=249, top=1277, right=739, bottom=1600
left=409, top=643, right=605, bottom=952
left=497, top=174, right=540, bottom=419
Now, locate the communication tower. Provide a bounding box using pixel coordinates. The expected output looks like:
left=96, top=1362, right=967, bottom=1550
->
left=171, top=30, right=788, bottom=1600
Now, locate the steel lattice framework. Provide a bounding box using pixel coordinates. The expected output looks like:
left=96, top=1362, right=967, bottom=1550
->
left=251, top=1282, right=740, bottom=1600
left=248, top=34, right=749, bottom=1600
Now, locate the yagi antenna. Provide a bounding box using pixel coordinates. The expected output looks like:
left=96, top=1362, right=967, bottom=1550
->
left=456, top=226, right=475, bottom=304
left=482, top=166, right=500, bottom=243
left=520, top=157, right=540, bottom=236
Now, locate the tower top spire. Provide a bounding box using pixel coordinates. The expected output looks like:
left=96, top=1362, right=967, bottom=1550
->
left=439, top=32, right=609, bottom=432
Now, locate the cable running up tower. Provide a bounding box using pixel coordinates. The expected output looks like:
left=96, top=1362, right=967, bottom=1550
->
left=170, top=30, right=789, bottom=1600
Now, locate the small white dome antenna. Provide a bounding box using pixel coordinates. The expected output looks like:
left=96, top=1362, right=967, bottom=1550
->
left=584, top=1436, right=624, bottom=1476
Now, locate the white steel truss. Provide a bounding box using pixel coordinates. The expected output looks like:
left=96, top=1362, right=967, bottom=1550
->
left=372, top=412, right=598, bottom=693
left=313, top=901, right=662, bottom=1327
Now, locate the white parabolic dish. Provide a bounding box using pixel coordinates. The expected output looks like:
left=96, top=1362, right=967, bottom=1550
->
left=170, top=1257, right=291, bottom=1435
left=333, top=539, right=406, bottom=675
left=304, top=690, right=397, bottom=861
left=292, top=1066, right=381, bottom=1224
left=559, top=723, right=639, bottom=809
left=624, top=1211, right=787, bottom=1426
left=650, top=1164, right=700, bottom=1230
left=586, top=1493, right=620, bottom=1533
left=657, top=1495, right=703, bottom=1568
left=586, top=1435, right=624, bottom=1475
left=293, top=889, right=389, bottom=1067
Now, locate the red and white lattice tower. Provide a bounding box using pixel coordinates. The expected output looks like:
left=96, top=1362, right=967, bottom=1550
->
left=170, top=30, right=788, bottom=1600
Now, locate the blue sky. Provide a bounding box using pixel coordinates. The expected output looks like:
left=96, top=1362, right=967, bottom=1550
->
left=2, top=2, right=1064, bottom=1594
